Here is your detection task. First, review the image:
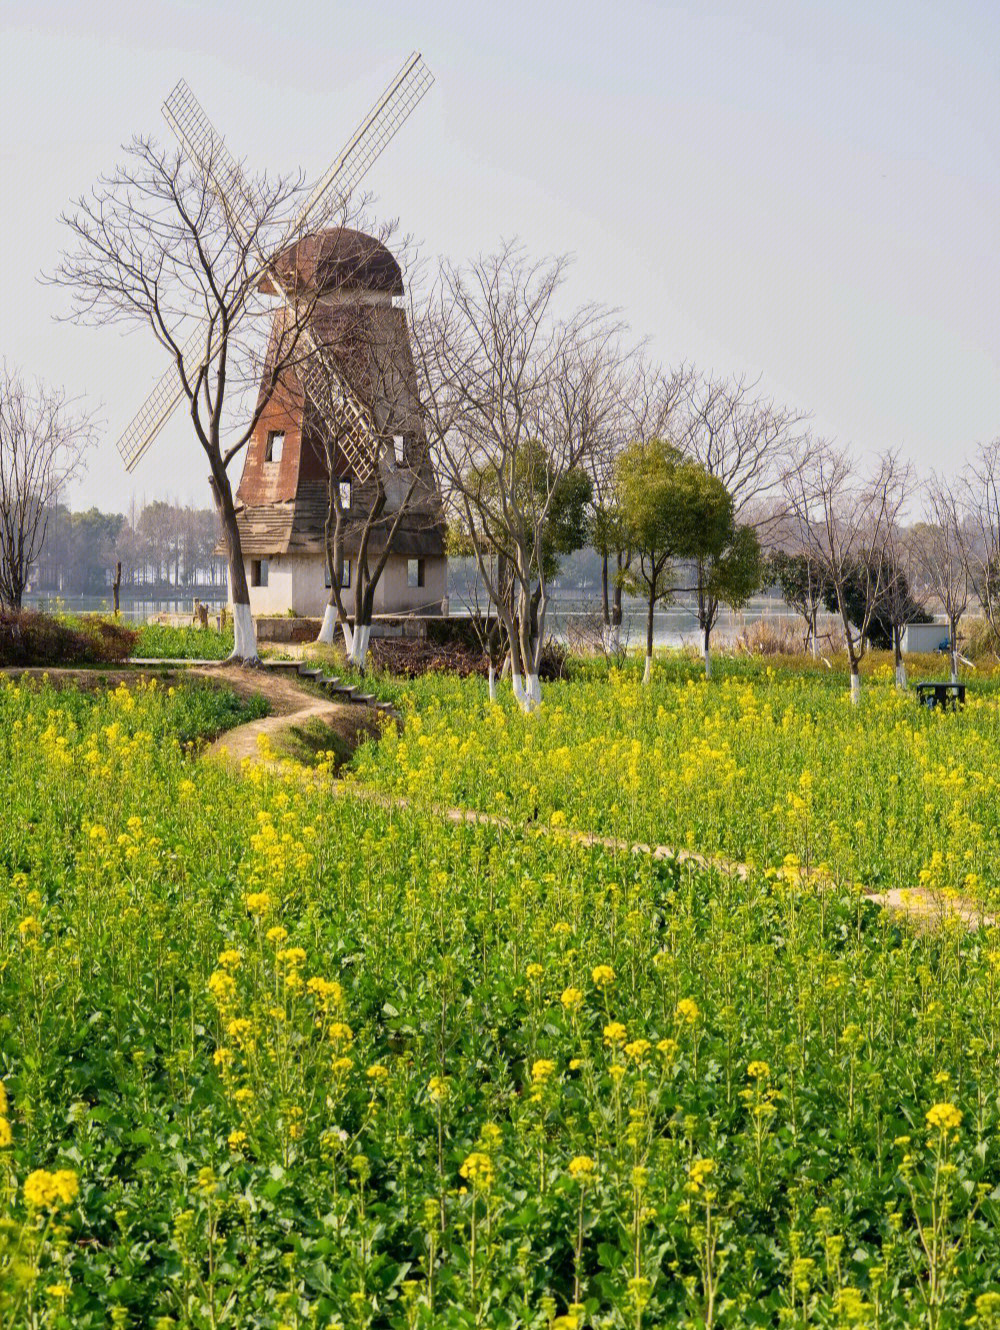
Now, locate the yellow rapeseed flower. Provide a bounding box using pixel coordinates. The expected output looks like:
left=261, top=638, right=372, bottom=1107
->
left=603, top=1021, right=628, bottom=1045
left=560, top=987, right=584, bottom=1012
left=568, top=1155, right=597, bottom=1182
left=591, top=965, right=615, bottom=988
left=676, top=998, right=700, bottom=1025
left=427, top=1076, right=450, bottom=1104
left=460, top=1151, right=495, bottom=1190
left=23, top=1168, right=79, bottom=1210
left=925, top=1102, right=962, bottom=1132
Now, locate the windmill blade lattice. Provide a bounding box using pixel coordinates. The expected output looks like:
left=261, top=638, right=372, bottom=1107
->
left=117, top=322, right=212, bottom=472
left=289, top=52, right=434, bottom=239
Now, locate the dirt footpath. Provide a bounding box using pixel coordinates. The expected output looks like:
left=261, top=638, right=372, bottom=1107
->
left=194, top=664, right=379, bottom=765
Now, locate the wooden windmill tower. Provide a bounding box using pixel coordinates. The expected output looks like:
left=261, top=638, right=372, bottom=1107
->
left=112, top=54, right=444, bottom=638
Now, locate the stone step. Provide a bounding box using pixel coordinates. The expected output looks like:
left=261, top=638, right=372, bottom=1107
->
left=265, top=659, right=301, bottom=672
left=354, top=694, right=376, bottom=705
left=297, top=666, right=323, bottom=680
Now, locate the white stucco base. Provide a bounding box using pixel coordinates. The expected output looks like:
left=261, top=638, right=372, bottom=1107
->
left=231, top=553, right=448, bottom=619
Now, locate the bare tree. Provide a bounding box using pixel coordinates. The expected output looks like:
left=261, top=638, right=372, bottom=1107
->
left=877, top=467, right=924, bottom=688
left=50, top=136, right=324, bottom=661
left=784, top=440, right=909, bottom=703
left=0, top=364, right=95, bottom=609
left=958, top=440, right=1000, bottom=653
left=912, top=478, right=970, bottom=684
left=413, top=244, right=624, bottom=710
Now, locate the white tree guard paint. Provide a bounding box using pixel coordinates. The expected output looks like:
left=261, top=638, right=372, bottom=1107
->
left=348, top=622, right=372, bottom=671
left=951, top=654, right=959, bottom=685
left=704, top=646, right=712, bottom=680
left=895, top=661, right=907, bottom=689
left=341, top=621, right=355, bottom=654
left=524, top=673, right=541, bottom=707
left=642, top=654, right=652, bottom=684
left=316, top=603, right=337, bottom=644
left=232, top=602, right=257, bottom=661
left=511, top=671, right=525, bottom=705
left=850, top=671, right=861, bottom=705
left=487, top=666, right=497, bottom=702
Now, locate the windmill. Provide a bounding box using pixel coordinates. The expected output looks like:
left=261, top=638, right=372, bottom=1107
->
left=117, top=52, right=433, bottom=485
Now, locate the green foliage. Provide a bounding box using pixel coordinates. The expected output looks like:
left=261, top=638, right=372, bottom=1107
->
left=616, top=440, right=733, bottom=610
left=132, top=621, right=234, bottom=660
left=698, top=523, right=763, bottom=614
left=822, top=560, right=932, bottom=649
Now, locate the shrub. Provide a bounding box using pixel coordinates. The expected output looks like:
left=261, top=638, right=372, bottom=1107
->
left=0, top=610, right=138, bottom=666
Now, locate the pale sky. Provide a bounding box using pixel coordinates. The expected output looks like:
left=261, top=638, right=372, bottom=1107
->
left=1, top=0, right=997, bottom=512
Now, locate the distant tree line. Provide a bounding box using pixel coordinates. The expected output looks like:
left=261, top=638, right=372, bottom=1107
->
left=31, top=500, right=226, bottom=598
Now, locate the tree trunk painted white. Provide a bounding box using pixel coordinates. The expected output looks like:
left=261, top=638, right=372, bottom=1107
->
left=895, top=660, right=907, bottom=689
left=703, top=628, right=712, bottom=680
left=341, top=621, right=355, bottom=654
left=487, top=665, right=497, bottom=702
left=511, top=671, right=525, bottom=705
left=850, top=670, right=861, bottom=705
left=316, top=603, right=337, bottom=644
left=232, top=602, right=257, bottom=662
left=524, top=672, right=542, bottom=708
left=951, top=650, right=959, bottom=685
left=642, top=654, right=652, bottom=684
left=348, top=622, right=371, bottom=672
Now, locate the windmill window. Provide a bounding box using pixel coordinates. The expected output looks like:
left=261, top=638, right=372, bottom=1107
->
left=264, top=430, right=284, bottom=463
left=250, top=558, right=269, bottom=587
left=393, top=435, right=405, bottom=466
left=339, top=480, right=352, bottom=509
left=407, top=557, right=425, bottom=589
left=324, top=560, right=351, bottom=589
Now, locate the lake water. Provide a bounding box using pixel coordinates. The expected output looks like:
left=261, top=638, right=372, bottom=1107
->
left=24, top=590, right=837, bottom=651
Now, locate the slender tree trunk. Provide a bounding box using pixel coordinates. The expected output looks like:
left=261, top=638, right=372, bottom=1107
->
left=703, top=621, right=712, bottom=680
left=950, top=615, right=959, bottom=684
left=113, top=561, right=121, bottom=615
left=213, top=475, right=257, bottom=663
left=600, top=554, right=610, bottom=627
left=894, top=625, right=907, bottom=689
left=644, top=590, right=655, bottom=684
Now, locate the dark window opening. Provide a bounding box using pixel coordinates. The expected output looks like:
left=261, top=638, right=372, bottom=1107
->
left=250, top=558, right=269, bottom=587
left=324, top=559, right=351, bottom=589
left=407, top=557, right=425, bottom=589
left=265, top=430, right=284, bottom=463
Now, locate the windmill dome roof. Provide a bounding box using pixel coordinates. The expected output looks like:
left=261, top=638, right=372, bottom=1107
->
left=268, top=228, right=404, bottom=297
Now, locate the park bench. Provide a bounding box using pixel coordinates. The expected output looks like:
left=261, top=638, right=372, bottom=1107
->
left=914, top=681, right=966, bottom=711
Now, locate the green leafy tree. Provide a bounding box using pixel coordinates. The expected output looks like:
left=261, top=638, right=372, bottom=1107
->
left=616, top=439, right=731, bottom=682
left=693, top=523, right=762, bottom=678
